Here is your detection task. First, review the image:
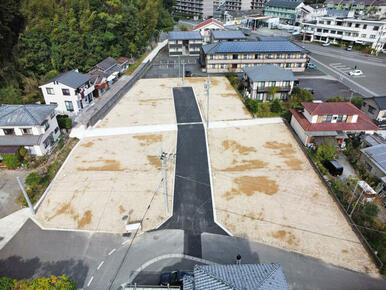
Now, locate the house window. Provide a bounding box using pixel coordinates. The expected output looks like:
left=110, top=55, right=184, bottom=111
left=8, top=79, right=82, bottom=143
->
left=363, top=24, right=367, bottom=29
left=3, top=128, right=15, bottom=135
left=286, top=63, right=291, bottom=68
left=46, top=87, right=54, bottom=95
left=283, top=81, right=290, bottom=87
left=50, top=102, right=57, bottom=105
left=370, top=35, right=376, bottom=39
left=54, top=127, right=59, bottom=134
left=257, top=93, right=264, bottom=100
left=62, top=88, right=70, bottom=96
left=280, top=92, right=288, bottom=100
left=257, top=82, right=265, bottom=88
left=42, top=120, right=50, bottom=130
left=50, top=111, right=55, bottom=119
left=65, top=101, right=74, bottom=112
left=22, top=128, right=32, bottom=135
left=368, top=105, right=376, bottom=114
left=243, top=54, right=248, bottom=59
left=361, top=34, right=367, bottom=38
left=254, top=54, right=259, bottom=59
left=210, top=55, right=214, bottom=60
left=365, top=162, right=372, bottom=172
left=373, top=26, right=379, bottom=31
left=323, top=115, right=332, bottom=123
left=43, top=136, right=51, bottom=149
left=355, top=23, right=360, bottom=28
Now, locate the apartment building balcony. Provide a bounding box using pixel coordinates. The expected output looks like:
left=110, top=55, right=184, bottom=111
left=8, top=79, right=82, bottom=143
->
left=207, top=58, right=307, bottom=64
left=256, top=86, right=292, bottom=93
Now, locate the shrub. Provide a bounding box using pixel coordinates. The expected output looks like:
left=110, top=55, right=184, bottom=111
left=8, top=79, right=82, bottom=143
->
left=316, top=142, right=337, bottom=162
left=258, top=102, right=271, bottom=117
left=2, top=154, right=20, bottom=169
left=363, top=204, right=379, bottom=218
left=25, top=172, right=42, bottom=187
left=326, top=96, right=345, bottom=102
left=351, top=96, right=363, bottom=109
left=57, top=115, right=72, bottom=129
left=0, top=277, right=15, bottom=290
left=19, top=147, right=27, bottom=158
left=271, top=99, right=282, bottom=113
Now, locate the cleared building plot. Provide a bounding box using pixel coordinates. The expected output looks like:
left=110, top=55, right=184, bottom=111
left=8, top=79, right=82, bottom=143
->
left=35, top=132, right=176, bottom=233
left=209, top=122, right=378, bottom=274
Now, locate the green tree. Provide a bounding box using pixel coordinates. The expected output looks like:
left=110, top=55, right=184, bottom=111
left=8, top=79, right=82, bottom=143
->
left=14, top=275, right=76, bottom=289
left=326, top=96, right=345, bottom=102
left=2, top=154, right=19, bottom=169
left=288, top=87, right=313, bottom=108
left=271, top=98, right=282, bottom=113
left=258, top=102, right=271, bottom=117
left=0, top=277, right=15, bottom=290
left=25, top=172, right=42, bottom=187
left=351, top=96, right=363, bottom=109
left=316, top=142, right=337, bottom=162
left=267, top=86, right=278, bottom=101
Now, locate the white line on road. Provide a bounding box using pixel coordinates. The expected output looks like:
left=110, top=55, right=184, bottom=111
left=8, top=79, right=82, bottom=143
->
left=97, top=261, right=104, bottom=270
left=108, top=249, right=116, bottom=256
left=87, top=276, right=94, bottom=287
left=122, top=239, right=132, bottom=245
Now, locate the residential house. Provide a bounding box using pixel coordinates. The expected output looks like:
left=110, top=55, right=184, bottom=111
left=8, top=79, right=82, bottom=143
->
left=0, top=104, right=60, bottom=156
left=290, top=101, right=378, bottom=146
left=360, top=143, right=386, bottom=179
left=183, top=264, right=288, bottom=289
left=200, top=40, right=308, bottom=73
left=117, top=57, right=131, bottom=73
left=242, top=64, right=298, bottom=101
left=174, top=0, right=214, bottom=18
left=194, top=18, right=225, bottom=43
left=325, top=0, right=386, bottom=18
left=40, top=70, right=95, bottom=115
left=211, top=30, right=248, bottom=42
left=168, top=31, right=203, bottom=56
left=89, top=56, right=120, bottom=85
left=362, top=96, right=386, bottom=127
left=301, top=15, right=386, bottom=52
left=264, top=0, right=304, bottom=25
left=297, top=4, right=327, bottom=23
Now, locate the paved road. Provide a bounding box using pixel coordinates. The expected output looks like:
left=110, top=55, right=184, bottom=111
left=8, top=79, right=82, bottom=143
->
left=0, top=170, right=28, bottom=218
left=160, top=87, right=226, bottom=257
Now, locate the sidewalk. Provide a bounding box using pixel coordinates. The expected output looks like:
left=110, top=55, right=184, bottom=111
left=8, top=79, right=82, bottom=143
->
left=0, top=208, right=31, bottom=250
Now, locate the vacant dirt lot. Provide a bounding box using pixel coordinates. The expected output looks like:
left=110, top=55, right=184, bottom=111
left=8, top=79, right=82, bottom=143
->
left=36, top=132, right=176, bottom=233
left=209, top=122, right=377, bottom=274
left=97, top=77, right=250, bottom=128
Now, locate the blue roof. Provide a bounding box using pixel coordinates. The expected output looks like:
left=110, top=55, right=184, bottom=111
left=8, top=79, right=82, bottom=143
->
left=256, top=35, right=290, bottom=41
left=183, top=264, right=288, bottom=290
left=212, top=30, right=247, bottom=40
left=168, top=31, right=202, bottom=40
left=361, top=144, right=386, bottom=174
left=0, top=104, right=56, bottom=126
left=373, top=96, right=386, bottom=110
left=202, top=41, right=306, bottom=54
left=266, top=0, right=303, bottom=9
left=44, top=70, right=91, bottom=89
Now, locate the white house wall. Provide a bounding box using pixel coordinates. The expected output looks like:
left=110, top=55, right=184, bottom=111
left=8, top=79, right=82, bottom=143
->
left=291, top=116, right=309, bottom=145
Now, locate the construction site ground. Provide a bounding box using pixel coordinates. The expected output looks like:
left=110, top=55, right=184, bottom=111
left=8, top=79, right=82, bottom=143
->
left=208, top=122, right=378, bottom=275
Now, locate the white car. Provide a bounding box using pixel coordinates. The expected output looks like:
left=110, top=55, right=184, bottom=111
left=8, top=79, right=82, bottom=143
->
left=349, top=69, right=363, bottom=76
left=322, top=42, right=330, bottom=47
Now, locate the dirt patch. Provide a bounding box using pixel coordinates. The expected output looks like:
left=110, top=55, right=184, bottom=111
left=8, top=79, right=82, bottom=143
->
left=77, top=160, right=125, bottom=171
left=147, top=155, right=161, bottom=168
left=119, top=205, right=126, bottom=214
left=77, top=210, right=92, bottom=228
left=342, top=249, right=349, bottom=253
left=139, top=98, right=170, bottom=107
left=47, top=203, right=71, bottom=221
left=133, top=134, right=163, bottom=146
left=271, top=230, right=299, bottom=246
left=223, top=176, right=278, bottom=200
left=186, top=77, right=204, bottom=83
left=81, top=141, right=94, bottom=148
left=225, top=81, right=234, bottom=91
left=221, top=159, right=267, bottom=171
left=312, top=193, right=319, bottom=198
left=264, top=141, right=302, bottom=170
left=222, top=140, right=256, bottom=155
left=221, top=93, right=238, bottom=98
left=211, top=78, right=220, bottom=86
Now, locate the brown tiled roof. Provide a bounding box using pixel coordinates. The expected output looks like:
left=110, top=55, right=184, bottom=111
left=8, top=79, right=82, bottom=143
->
left=302, top=102, right=360, bottom=115
left=193, top=19, right=224, bottom=30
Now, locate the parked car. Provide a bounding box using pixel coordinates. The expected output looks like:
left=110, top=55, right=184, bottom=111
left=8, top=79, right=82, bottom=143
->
left=304, top=87, right=314, bottom=94
left=307, top=63, right=317, bottom=69
left=346, top=45, right=353, bottom=51
left=185, top=70, right=192, bottom=77
left=322, top=42, right=330, bottom=47
left=160, top=271, right=193, bottom=286
left=349, top=69, right=363, bottom=76
left=323, top=160, right=343, bottom=176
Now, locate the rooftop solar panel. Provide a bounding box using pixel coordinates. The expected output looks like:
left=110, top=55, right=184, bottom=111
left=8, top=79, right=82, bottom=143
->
left=202, top=41, right=306, bottom=54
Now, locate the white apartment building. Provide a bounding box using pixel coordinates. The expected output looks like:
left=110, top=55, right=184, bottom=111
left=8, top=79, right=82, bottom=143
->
left=0, top=105, right=60, bottom=156
left=40, top=70, right=95, bottom=115
left=302, top=16, right=386, bottom=52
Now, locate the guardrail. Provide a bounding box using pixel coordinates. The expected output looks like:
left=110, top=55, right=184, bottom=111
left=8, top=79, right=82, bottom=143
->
left=88, top=60, right=151, bottom=126
left=283, top=119, right=384, bottom=271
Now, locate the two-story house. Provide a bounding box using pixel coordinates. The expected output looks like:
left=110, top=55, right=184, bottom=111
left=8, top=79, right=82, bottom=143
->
left=200, top=40, right=308, bottom=73
left=264, top=0, right=304, bottom=25
left=0, top=104, right=60, bottom=156
left=193, top=18, right=225, bottom=43
left=168, top=31, right=203, bottom=56
left=242, top=64, right=298, bottom=101
left=211, top=30, right=247, bottom=42
left=362, top=96, right=386, bottom=127
left=40, top=70, right=95, bottom=115
left=89, top=57, right=120, bottom=85
left=290, top=101, right=378, bottom=146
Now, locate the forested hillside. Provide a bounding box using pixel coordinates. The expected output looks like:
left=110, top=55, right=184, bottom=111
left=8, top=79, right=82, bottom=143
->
left=0, top=0, right=174, bottom=104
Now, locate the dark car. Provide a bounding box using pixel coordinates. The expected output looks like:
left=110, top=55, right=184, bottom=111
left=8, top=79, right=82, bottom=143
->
left=185, top=70, right=192, bottom=77
left=323, top=160, right=343, bottom=176
left=160, top=270, right=193, bottom=286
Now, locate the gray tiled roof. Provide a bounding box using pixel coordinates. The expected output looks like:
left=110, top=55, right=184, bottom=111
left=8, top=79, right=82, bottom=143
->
left=361, top=144, right=386, bottom=174
left=243, top=64, right=298, bottom=82
left=95, top=57, right=118, bottom=71
left=168, top=31, right=202, bottom=40
left=44, top=70, right=91, bottom=89
left=212, top=30, right=247, bottom=40
left=266, top=0, right=303, bottom=9
left=0, top=104, right=56, bottom=127
left=0, top=135, right=41, bottom=146
left=183, top=264, right=288, bottom=290
left=326, top=8, right=350, bottom=17
left=202, top=41, right=305, bottom=54
left=256, top=35, right=290, bottom=41
left=373, top=96, right=386, bottom=110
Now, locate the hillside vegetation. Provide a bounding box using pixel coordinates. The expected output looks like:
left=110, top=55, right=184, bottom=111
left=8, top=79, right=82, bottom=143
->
left=0, top=0, right=173, bottom=104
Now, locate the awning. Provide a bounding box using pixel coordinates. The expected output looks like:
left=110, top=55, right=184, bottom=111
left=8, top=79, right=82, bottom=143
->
left=305, top=131, right=338, bottom=137
left=335, top=131, right=348, bottom=139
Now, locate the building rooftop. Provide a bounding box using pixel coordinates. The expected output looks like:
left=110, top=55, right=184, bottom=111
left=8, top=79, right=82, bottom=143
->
left=256, top=35, right=290, bottom=41
left=94, top=57, right=118, bottom=72
left=361, top=144, right=386, bottom=175
left=44, top=70, right=91, bottom=89
left=372, top=96, right=386, bottom=110
left=212, top=30, right=247, bottom=40
left=202, top=40, right=306, bottom=54
left=265, top=0, right=303, bottom=9
left=168, top=31, right=202, bottom=40
left=243, top=64, right=298, bottom=82
left=193, top=18, right=224, bottom=30
left=302, top=102, right=360, bottom=115
left=0, top=104, right=56, bottom=127
left=183, top=264, right=288, bottom=290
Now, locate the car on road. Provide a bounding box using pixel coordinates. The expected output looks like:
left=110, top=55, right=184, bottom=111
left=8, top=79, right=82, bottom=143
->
left=185, top=70, right=192, bottom=77
left=349, top=69, right=363, bottom=76
left=322, top=42, right=330, bottom=47
left=307, top=63, right=317, bottom=69
left=346, top=45, right=353, bottom=51
left=160, top=270, right=193, bottom=286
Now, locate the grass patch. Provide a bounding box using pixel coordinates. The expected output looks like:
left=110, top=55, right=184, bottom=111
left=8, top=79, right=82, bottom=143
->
left=125, top=51, right=150, bottom=75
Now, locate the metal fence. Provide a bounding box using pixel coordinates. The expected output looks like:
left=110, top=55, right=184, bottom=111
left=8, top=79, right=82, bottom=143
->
left=89, top=61, right=151, bottom=126
left=283, top=119, right=384, bottom=270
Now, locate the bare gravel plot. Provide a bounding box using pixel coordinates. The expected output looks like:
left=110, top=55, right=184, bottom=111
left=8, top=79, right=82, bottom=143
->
left=184, top=77, right=252, bottom=122
left=36, top=132, right=176, bottom=233
left=209, top=123, right=378, bottom=274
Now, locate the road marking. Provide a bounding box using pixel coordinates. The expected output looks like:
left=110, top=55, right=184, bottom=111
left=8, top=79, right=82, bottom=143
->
left=122, top=239, right=131, bottom=245
left=97, top=261, right=104, bottom=270
left=177, top=122, right=203, bottom=125
left=108, top=248, right=116, bottom=256
left=87, top=276, right=94, bottom=287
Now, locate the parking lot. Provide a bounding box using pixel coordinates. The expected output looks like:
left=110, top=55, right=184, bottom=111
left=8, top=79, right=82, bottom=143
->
left=208, top=122, right=377, bottom=274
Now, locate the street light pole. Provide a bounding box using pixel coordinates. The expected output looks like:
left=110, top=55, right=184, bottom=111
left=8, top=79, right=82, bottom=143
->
left=17, top=177, right=35, bottom=215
